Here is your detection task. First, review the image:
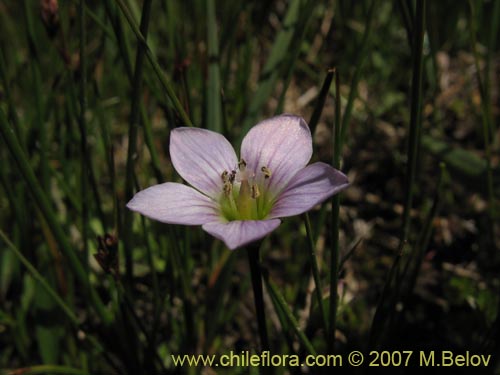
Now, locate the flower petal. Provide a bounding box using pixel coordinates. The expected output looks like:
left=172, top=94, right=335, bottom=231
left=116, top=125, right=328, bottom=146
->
left=170, top=127, right=238, bottom=198
left=269, top=162, right=349, bottom=218
left=127, top=182, right=220, bottom=225
left=202, top=219, right=281, bottom=250
left=240, top=114, right=312, bottom=197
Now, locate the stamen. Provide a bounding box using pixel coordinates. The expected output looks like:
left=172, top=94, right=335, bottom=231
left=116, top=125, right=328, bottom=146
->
left=261, top=166, right=271, bottom=179
left=251, top=184, right=260, bottom=199
left=221, top=170, right=229, bottom=182
left=229, top=170, right=236, bottom=183
left=223, top=181, right=232, bottom=196
left=238, top=159, right=247, bottom=171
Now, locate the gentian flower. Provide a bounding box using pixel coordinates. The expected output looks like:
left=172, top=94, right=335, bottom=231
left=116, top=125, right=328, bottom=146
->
left=127, top=114, right=349, bottom=250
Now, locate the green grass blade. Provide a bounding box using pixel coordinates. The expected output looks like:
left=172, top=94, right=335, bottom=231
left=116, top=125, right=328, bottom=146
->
left=402, top=163, right=447, bottom=296
left=468, top=0, right=496, bottom=239
left=263, top=270, right=317, bottom=356
left=308, top=68, right=334, bottom=136
left=246, top=243, right=269, bottom=352
left=0, top=230, right=78, bottom=324
left=79, top=0, right=90, bottom=272
left=339, top=0, right=376, bottom=145
left=114, top=0, right=193, bottom=127
left=0, top=108, right=112, bottom=325
left=206, top=0, right=222, bottom=132
left=401, top=0, right=426, bottom=244
left=239, top=0, right=307, bottom=137
left=303, top=213, right=328, bottom=339
left=328, top=69, right=342, bottom=353
left=123, top=0, right=153, bottom=282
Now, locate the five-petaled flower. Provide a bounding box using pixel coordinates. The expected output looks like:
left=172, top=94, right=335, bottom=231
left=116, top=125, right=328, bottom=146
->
left=127, top=114, right=349, bottom=250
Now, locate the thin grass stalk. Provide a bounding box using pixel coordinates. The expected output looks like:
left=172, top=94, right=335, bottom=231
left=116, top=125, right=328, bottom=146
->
left=123, top=0, right=153, bottom=282
left=103, top=0, right=163, bottom=184
left=368, top=242, right=405, bottom=348
left=328, top=69, right=342, bottom=353
left=246, top=243, right=269, bottom=352
left=308, top=68, right=334, bottom=136
left=141, top=214, right=160, bottom=337
left=0, top=49, right=21, bottom=139
left=468, top=0, right=496, bottom=245
left=303, top=213, right=328, bottom=338
left=0, top=108, right=112, bottom=325
left=114, top=0, right=193, bottom=127
left=79, top=0, right=89, bottom=271
left=339, top=0, right=375, bottom=146
left=403, top=163, right=446, bottom=296
left=275, top=1, right=317, bottom=114
left=204, top=251, right=236, bottom=350
left=95, top=98, right=118, bottom=232
left=77, top=0, right=114, bottom=39
left=396, top=0, right=413, bottom=48
left=239, top=0, right=303, bottom=138
left=207, top=0, right=222, bottom=132
left=118, top=283, right=167, bottom=372
left=486, top=1, right=500, bottom=136
left=104, top=0, right=133, bottom=79
left=141, top=105, right=164, bottom=182
left=0, top=230, right=78, bottom=324
left=23, top=0, right=49, bottom=191
left=163, top=227, right=196, bottom=351
left=401, top=0, right=425, bottom=244
left=369, top=1, right=426, bottom=348
left=0, top=230, right=114, bottom=366
left=264, top=278, right=297, bottom=357
left=263, top=270, right=318, bottom=356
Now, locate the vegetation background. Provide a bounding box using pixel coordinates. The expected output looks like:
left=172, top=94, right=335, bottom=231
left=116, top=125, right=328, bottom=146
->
left=0, top=0, right=499, bottom=374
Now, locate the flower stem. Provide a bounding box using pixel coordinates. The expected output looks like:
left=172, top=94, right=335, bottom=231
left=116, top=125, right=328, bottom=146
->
left=246, top=243, right=270, bottom=352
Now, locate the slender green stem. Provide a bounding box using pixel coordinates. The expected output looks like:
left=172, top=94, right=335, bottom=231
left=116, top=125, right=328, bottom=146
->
left=246, top=243, right=269, bottom=352
left=0, top=230, right=78, bottom=324
left=303, top=213, right=328, bottom=338
left=79, top=0, right=89, bottom=271
left=369, top=0, right=426, bottom=349
left=401, top=0, right=425, bottom=244
left=339, top=0, right=375, bottom=145
left=0, top=48, right=21, bottom=139
left=263, top=270, right=317, bottom=356
left=468, top=0, right=496, bottom=246
left=103, top=0, right=163, bottom=184
left=123, top=0, right=153, bottom=282
left=308, top=68, right=334, bottom=136
left=207, top=0, right=222, bottom=132
left=0, top=229, right=111, bottom=364
left=0, top=108, right=112, bottom=325
left=328, top=69, right=342, bottom=353
left=205, top=251, right=237, bottom=350
left=114, top=0, right=193, bottom=127
left=404, top=163, right=446, bottom=296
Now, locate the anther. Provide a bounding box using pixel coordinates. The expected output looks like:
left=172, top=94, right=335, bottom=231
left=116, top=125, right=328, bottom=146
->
left=251, top=184, right=260, bottom=199
left=223, top=181, right=232, bottom=196
left=238, top=159, right=247, bottom=170
left=229, top=170, right=236, bottom=183
left=221, top=170, right=229, bottom=182
left=261, top=166, right=271, bottom=179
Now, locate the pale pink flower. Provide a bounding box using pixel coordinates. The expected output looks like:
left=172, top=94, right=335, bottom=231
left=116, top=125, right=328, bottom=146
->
left=127, top=114, right=348, bottom=250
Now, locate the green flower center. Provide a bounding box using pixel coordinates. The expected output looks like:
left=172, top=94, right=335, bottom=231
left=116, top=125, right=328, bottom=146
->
left=219, top=159, right=274, bottom=221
